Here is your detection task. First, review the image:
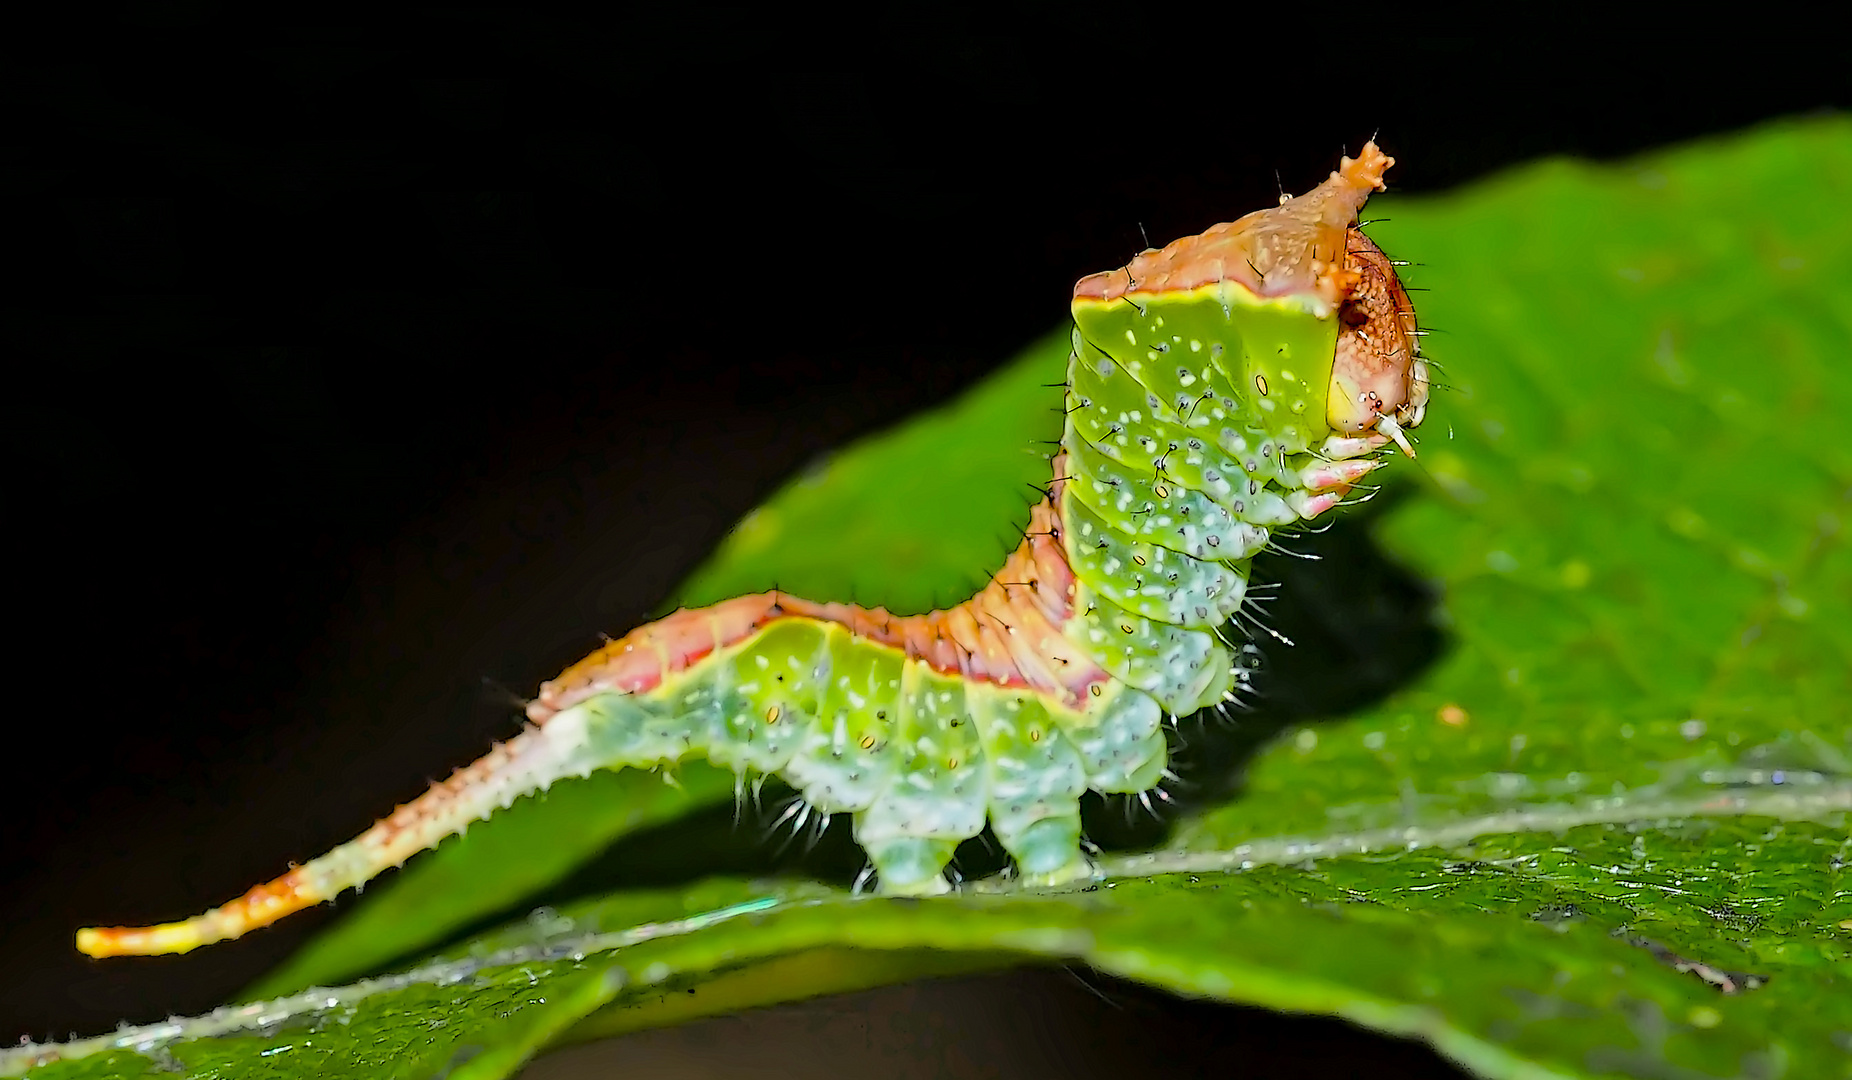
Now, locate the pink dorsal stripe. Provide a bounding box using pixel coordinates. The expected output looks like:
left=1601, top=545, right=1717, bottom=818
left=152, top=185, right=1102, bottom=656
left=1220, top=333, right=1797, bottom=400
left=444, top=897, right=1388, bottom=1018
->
left=526, top=475, right=1106, bottom=723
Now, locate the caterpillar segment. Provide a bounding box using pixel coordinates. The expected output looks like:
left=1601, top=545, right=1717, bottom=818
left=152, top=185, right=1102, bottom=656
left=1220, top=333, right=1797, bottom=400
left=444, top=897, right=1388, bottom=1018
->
left=76, top=141, right=1427, bottom=958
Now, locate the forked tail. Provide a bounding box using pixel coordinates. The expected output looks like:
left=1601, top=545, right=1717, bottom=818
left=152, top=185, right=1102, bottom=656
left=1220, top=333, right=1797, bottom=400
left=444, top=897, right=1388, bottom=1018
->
left=75, top=716, right=598, bottom=957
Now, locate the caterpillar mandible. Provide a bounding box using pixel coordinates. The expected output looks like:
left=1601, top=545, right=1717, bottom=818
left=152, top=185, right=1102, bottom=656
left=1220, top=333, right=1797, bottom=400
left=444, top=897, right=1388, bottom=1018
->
left=77, top=142, right=1428, bottom=958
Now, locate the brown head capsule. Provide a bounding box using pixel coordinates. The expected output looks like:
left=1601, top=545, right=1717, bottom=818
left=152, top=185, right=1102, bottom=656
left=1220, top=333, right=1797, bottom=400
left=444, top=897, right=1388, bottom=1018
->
left=1322, top=153, right=1429, bottom=454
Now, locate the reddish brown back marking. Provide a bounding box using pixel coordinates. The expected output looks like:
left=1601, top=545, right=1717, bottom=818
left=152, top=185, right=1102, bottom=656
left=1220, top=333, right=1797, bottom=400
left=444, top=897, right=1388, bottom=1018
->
left=526, top=469, right=1105, bottom=722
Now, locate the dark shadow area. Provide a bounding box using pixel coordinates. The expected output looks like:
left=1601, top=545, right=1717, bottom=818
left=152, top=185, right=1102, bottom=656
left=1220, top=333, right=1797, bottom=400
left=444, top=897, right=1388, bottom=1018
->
left=523, top=966, right=1470, bottom=1080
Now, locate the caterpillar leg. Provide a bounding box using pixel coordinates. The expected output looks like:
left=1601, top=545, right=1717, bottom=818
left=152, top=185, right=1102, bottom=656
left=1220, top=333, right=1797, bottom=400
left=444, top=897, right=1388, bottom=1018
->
left=850, top=659, right=990, bottom=894
left=1289, top=459, right=1380, bottom=519
left=962, top=686, right=1092, bottom=886
left=1299, top=457, right=1381, bottom=496
left=985, top=681, right=1168, bottom=888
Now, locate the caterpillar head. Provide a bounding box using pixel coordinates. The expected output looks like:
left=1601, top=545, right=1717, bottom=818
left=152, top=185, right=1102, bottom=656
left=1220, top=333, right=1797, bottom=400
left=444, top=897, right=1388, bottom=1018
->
left=1328, top=226, right=1429, bottom=455
left=1267, top=142, right=1429, bottom=454
left=1069, top=140, right=1429, bottom=454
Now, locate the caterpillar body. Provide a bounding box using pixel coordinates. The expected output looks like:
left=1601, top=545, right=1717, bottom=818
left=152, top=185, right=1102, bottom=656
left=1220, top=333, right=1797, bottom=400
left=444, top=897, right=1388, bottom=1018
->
left=78, top=143, right=1429, bottom=958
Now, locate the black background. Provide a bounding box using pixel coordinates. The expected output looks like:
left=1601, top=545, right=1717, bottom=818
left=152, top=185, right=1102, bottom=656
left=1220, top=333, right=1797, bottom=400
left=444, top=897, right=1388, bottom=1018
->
left=5, top=11, right=1846, bottom=1076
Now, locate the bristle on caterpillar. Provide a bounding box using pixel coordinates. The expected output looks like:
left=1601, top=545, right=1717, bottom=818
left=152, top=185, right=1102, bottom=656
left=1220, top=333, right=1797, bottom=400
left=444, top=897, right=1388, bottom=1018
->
left=77, top=141, right=1428, bottom=957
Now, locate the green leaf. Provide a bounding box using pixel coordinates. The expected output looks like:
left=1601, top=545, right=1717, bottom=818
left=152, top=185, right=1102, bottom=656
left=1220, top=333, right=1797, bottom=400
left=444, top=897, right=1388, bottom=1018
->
left=12, top=118, right=1849, bottom=1080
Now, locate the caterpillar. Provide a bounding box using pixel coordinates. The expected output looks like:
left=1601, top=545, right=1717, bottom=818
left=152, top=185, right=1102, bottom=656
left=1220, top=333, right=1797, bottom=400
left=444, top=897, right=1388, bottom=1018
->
left=77, top=142, right=1428, bottom=957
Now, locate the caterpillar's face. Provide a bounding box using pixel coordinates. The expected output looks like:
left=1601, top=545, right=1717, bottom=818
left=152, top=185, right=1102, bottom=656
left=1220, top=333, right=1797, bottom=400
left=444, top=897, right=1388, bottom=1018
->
left=1327, top=229, right=1429, bottom=446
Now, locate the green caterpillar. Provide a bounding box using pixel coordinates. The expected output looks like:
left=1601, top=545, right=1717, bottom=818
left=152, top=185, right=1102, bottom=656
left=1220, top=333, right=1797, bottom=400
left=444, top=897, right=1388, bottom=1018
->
left=78, top=142, right=1429, bottom=957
